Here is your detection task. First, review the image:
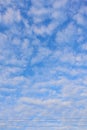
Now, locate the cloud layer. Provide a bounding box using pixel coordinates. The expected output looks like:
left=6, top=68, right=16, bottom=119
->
left=0, top=0, right=87, bottom=129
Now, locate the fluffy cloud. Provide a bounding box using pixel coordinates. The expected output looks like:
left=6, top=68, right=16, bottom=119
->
left=0, top=8, right=21, bottom=25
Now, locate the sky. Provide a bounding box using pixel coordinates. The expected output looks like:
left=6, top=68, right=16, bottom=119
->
left=0, top=0, right=87, bottom=130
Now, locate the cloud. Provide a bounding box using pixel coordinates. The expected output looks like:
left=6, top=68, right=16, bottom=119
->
left=73, top=5, right=87, bottom=27
left=56, top=22, right=77, bottom=45
left=28, top=0, right=69, bottom=36
left=0, top=0, right=87, bottom=130
left=81, top=43, right=87, bottom=50
left=31, top=47, right=52, bottom=65
left=53, top=0, right=68, bottom=9
left=0, top=7, right=21, bottom=25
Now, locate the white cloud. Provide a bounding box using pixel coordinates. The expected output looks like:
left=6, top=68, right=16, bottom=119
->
left=56, top=23, right=77, bottom=44
left=0, top=0, right=11, bottom=5
left=81, top=43, right=87, bottom=50
left=18, top=97, right=71, bottom=108
left=12, top=37, right=21, bottom=45
left=53, top=0, right=68, bottom=9
left=0, top=1, right=87, bottom=130
left=31, top=47, right=52, bottom=65
left=28, top=0, right=68, bottom=36
left=0, top=33, right=7, bottom=46
left=73, top=5, right=87, bottom=27
left=0, top=7, right=21, bottom=25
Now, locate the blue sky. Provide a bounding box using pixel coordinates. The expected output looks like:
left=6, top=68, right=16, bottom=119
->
left=0, top=0, right=87, bottom=130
